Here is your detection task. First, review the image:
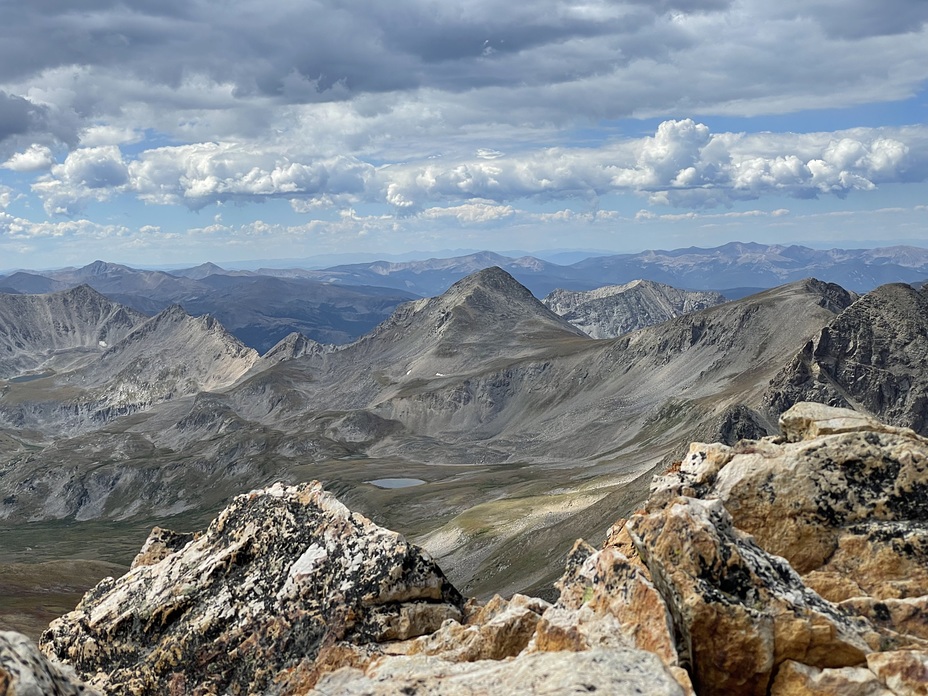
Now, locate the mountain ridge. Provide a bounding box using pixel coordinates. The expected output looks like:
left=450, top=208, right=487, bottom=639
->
left=543, top=279, right=728, bottom=338
left=0, top=285, right=147, bottom=379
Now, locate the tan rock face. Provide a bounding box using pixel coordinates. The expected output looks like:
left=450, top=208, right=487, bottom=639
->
left=310, top=648, right=688, bottom=696
left=624, top=402, right=928, bottom=694
left=627, top=496, right=876, bottom=696
left=770, top=660, right=894, bottom=696
left=404, top=593, right=548, bottom=663
left=654, top=403, right=928, bottom=591
left=40, top=482, right=463, bottom=695
left=529, top=540, right=679, bottom=664
left=778, top=401, right=921, bottom=443
left=867, top=650, right=928, bottom=696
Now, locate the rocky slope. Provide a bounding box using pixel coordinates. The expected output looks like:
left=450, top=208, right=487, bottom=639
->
left=766, top=282, right=928, bottom=435
left=0, top=303, right=258, bottom=436
left=542, top=279, right=727, bottom=338
left=2, top=402, right=926, bottom=695
left=0, top=260, right=417, bottom=351
left=0, top=285, right=146, bottom=379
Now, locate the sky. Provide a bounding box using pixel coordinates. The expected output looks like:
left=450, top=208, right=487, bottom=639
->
left=0, top=0, right=927, bottom=270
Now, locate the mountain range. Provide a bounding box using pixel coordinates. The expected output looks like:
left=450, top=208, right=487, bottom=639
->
left=2, top=242, right=927, bottom=358
left=4, top=262, right=927, bottom=627
left=0, top=261, right=416, bottom=352
left=260, top=242, right=928, bottom=296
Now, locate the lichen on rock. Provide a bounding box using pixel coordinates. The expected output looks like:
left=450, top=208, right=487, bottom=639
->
left=39, top=481, right=463, bottom=695
left=0, top=630, right=96, bottom=696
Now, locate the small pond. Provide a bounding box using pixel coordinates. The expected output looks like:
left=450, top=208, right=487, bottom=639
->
left=9, top=371, right=52, bottom=384
left=367, top=478, right=426, bottom=489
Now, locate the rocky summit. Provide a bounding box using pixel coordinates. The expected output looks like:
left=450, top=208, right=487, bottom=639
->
left=2, top=402, right=928, bottom=695
left=542, top=279, right=727, bottom=339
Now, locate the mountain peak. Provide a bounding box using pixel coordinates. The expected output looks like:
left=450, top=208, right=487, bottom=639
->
left=345, top=266, right=587, bottom=380
left=80, top=260, right=128, bottom=276
left=58, top=283, right=110, bottom=302
left=170, top=262, right=227, bottom=280
left=445, top=265, right=537, bottom=302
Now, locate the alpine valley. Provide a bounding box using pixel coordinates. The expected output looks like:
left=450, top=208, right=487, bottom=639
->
left=1, top=242, right=928, bottom=694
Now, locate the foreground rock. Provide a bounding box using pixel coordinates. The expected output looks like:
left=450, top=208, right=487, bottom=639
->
left=40, top=482, right=462, bottom=695
left=0, top=630, right=95, bottom=695
left=311, top=648, right=686, bottom=695
left=633, top=401, right=928, bottom=695
left=18, top=402, right=928, bottom=694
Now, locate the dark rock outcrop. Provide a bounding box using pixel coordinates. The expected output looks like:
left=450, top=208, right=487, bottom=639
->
left=766, top=283, right=928, bottom=435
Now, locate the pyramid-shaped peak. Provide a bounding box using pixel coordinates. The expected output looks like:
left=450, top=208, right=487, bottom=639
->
left=171, top=262, right=228, bottom=279
left=58, top=283, right=110, bottom=301
left=81, top=260, right=129, bottom=275
left=445, top=266, right=535, bottom=301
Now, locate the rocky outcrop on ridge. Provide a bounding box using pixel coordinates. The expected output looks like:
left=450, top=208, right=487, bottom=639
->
left=259, top=332, right=327, bottom=364
left=766, top=283, right=928, bottom=435
left=40, top=482, right=462, bottom=695
left=543, top=279, right=727, bottom=338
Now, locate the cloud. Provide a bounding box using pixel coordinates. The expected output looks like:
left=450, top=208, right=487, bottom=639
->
left=80, top=125, right=144, bottom=147
left=0, top=210, right=131, bottom=240
left=31, top=145, right=128, bottom=214
left=128, top=143, right=373, bottom=209
left=19, top=120, right=928, bottom=217
left=2, top=144, right=54, bottom=171
left=419, top=202, right=516, bottom=224
left=378, top=121, right=928, bottom=210
left=781, top=0, right=928, bottom=39
left=0, top=0, right=925, bottom=159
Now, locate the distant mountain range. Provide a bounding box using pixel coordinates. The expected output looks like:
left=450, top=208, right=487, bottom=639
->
left=260, top=242, right=928, bottom=296
left=2, top=243, right=926, bottom=352
left=0, top=261, right=416, bottom=352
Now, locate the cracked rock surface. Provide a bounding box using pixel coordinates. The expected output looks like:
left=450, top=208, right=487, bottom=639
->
left=39, top=482, right=462, bottom=695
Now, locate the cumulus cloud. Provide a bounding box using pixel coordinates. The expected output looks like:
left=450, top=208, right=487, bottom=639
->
left=2, top=144, right=54, bottom=171
left=19, top=120, right=928, bottom=217
left=126, top=143, right=373, bottom=209
left=32, top=145, right=129, bottom=215
left=419, top=202, right=516, bottom=224
left=0, top=209, right=131, bottom=240
left=377, top=121, right=928, bottom=210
